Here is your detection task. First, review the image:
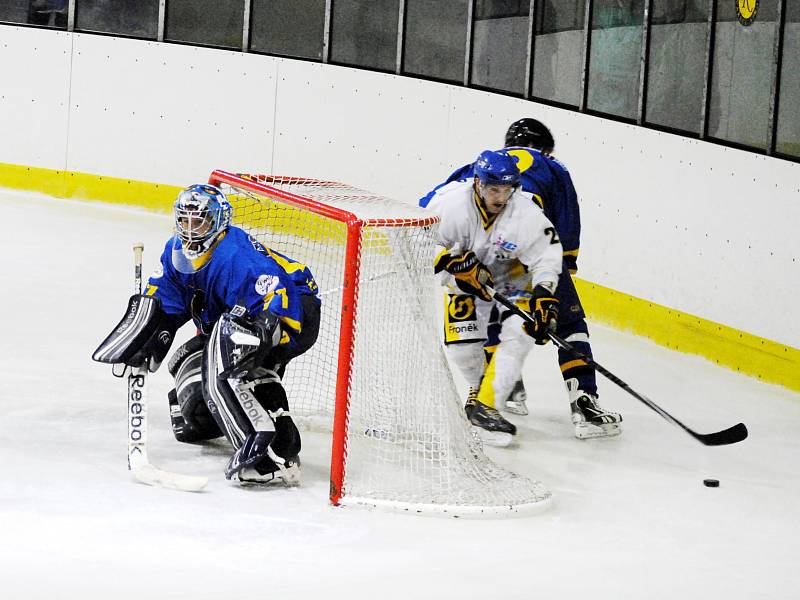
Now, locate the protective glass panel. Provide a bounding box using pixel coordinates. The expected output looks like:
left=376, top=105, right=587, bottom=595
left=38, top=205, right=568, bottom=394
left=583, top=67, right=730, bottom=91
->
left=776, top=3, right=800, bottom=158
left=165, top=0, right=245, bottom=50
left=0, top=0, right=67, bottom=29
left=330, top=0, right=400, bottom=72
left=707, top=0, right=779, bottom=149
left=531, top=0, right=585, bottom=106
left=75, top=0, right=159, bottom=39
left=645, top=0, right=710, bottom=133
left=587, top=0, right=645, bottom=119
left=403, top=0, right=468, bottom=83
left=471, top=0, right=531, bottom=94
left=250, top=0, right=325, bottom=60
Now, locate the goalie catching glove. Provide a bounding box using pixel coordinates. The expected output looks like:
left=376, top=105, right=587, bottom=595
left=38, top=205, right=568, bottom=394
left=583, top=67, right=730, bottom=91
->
left=434, top=250, right=494, bottom=302
left=523, top=284, right=559, bottom=345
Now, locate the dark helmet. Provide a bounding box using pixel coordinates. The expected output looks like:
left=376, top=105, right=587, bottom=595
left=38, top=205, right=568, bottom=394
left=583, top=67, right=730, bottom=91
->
left=505, top=118, right=555, bottom=153
left=474, top=150, right=520, bottom=187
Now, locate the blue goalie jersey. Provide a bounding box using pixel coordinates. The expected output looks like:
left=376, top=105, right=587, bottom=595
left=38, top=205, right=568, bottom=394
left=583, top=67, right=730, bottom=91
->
left=144, top=226, right=320, bottom=347
left=420, top=147, right=581, bottom=273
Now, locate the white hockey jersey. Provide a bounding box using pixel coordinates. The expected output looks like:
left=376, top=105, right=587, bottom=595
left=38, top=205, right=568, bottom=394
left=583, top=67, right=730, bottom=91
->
left=426, top=180, right=562, bottom=295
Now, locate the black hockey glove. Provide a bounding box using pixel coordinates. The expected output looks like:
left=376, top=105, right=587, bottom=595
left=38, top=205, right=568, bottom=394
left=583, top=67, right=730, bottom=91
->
left=523, top=284, right=559, bottom=345
left=434, top=250, right=494, bottom=302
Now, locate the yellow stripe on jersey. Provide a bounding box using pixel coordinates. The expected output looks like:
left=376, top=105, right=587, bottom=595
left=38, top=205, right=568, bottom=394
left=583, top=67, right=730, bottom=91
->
left=279, top=315, right=302, bottom=333
left=264, top=247, right=308, bottom=274
left=262, top=288, right=289, bottom=311
left=531, top=193, right=543, bottom=209
left=472, top=190, right=498, bottom=231
left=144, top=284, right=158, bottom=296
left=560, top=358, right=588, bottom=373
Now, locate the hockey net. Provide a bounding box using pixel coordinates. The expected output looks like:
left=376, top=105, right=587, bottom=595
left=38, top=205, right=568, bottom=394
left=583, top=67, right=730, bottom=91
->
left=209, top=170, right=551, bottom=516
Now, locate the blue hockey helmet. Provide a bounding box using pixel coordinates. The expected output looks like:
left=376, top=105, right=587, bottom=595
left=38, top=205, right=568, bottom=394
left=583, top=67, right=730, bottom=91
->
left=474, top=150, right=521, bottom=187
left=173, top=183, right=231, bottom=259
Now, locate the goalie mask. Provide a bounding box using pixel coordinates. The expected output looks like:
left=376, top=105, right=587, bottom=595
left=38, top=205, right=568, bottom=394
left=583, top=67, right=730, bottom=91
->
left=173, top=184, right=232, bottom=267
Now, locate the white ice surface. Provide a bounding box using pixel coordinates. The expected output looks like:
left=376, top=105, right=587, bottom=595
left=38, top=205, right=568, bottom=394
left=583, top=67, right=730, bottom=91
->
left=1, top=190, right=798, bottom=600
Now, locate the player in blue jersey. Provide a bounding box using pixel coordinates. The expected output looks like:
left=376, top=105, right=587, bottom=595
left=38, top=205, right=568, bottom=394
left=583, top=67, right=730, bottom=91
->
left=95, top=184, right=321, bottom=483
left=421, top=119, right=621, bottom=439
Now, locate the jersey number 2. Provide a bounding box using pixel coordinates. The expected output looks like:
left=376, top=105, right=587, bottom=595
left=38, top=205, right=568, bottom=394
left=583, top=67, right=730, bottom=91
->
left=544, top=227, right=560, bottom=245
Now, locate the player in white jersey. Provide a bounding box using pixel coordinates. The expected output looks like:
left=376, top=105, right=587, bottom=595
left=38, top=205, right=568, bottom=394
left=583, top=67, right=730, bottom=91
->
left=426, top=150, right=563, bottom=446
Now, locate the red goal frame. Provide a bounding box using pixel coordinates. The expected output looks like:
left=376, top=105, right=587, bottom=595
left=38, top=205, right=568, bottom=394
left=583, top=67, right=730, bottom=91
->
left=208, top=170, right=440, bottom=506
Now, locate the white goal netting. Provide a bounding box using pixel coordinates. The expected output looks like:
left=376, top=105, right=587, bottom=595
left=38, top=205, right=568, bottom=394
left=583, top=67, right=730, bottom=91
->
left=212, top=171, right=551, bottom=516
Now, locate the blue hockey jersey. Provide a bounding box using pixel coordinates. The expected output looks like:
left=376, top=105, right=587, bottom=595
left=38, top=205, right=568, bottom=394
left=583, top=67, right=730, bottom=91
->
left=144, top=226, right=319, bottom=346
left=420, top=147, right=581, bottom=273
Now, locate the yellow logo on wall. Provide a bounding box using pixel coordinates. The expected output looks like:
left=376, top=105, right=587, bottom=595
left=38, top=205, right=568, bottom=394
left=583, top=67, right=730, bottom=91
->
left=736, top=0, right=759, bottom=26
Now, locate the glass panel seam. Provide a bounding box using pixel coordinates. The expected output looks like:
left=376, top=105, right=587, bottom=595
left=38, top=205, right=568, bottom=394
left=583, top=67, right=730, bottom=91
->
left=579, top=0, right=593, bottom=111
left=322, top=0, right=332, bottom=63
left=524, top=0, right=536, bottom=98
left=157, top=0, right=166, bottom=42
left=396, top=0, right=406, bottom=75
left=699, top=0, right=716, bottom=140
left=67, top=0, right=75, bottom=32
left=242, top=0, right=252, bottom=52
left=766, top=0, right=786, bottom=156
left=464, top=0, right=474, bottom=85
left=637, top=0, right=653, bottom=125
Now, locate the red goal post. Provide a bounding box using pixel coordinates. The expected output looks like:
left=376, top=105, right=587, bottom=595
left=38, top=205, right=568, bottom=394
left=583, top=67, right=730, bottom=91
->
left=208, top=170, right=552, bottom=517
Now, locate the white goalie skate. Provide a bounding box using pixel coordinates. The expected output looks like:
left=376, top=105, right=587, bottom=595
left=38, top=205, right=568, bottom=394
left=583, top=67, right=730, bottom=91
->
left=236, top=451, right=301, bottom=487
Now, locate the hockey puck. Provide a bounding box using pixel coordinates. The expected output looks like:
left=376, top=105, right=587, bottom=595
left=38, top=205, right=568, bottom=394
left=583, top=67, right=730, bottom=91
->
left=703, top=479, right=720, bottom=488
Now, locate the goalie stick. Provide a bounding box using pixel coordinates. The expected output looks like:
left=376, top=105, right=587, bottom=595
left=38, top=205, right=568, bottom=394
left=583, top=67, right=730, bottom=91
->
left=491, top=288, right=748, bottom=447
left=127, top=243, right=208, bottom=492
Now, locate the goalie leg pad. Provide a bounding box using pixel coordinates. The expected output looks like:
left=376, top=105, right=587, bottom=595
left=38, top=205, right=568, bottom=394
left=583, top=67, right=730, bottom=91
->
left=203, top=320, right=262, bottom=449
left=167, top=336, right=223, bottom=443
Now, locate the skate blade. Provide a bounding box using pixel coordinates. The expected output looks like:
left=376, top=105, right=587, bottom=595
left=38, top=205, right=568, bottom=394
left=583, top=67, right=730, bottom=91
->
left=236, top=464, right=301, bottom=487
left=574, top=422, right=622, bottom=440
left=473, top=426, right=513, bottom=448
left=503, top=401, right=529, bottom=416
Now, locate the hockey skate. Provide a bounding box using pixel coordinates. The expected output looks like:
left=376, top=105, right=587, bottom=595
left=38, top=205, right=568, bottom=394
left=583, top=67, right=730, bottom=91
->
left=465, top=388, right=516, bottom=448
left=236, top=451, right=301, bottom=487
left=570, top=393, right=622, bottom=439
left=503, top=379, right=529, bottom=416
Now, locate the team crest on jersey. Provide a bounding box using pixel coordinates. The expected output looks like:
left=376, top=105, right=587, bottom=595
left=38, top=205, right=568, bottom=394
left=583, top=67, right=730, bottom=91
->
left=493, top=235, right=518, bottom=252
left=444, top=294, right=483, bottom=345
left=255, top=274, right=278, bottom=296
left=448, top=294, right=476, bottom=321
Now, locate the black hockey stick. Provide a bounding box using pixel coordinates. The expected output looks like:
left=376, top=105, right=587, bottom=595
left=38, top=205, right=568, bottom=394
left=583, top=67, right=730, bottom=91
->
left=491, top=289, right=748, bottom=446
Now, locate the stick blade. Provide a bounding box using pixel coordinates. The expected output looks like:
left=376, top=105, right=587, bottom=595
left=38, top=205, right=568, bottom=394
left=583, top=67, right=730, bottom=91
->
left=132, top=464, right=209, bottom=492
left=693, top=422, right=748, bottom=446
